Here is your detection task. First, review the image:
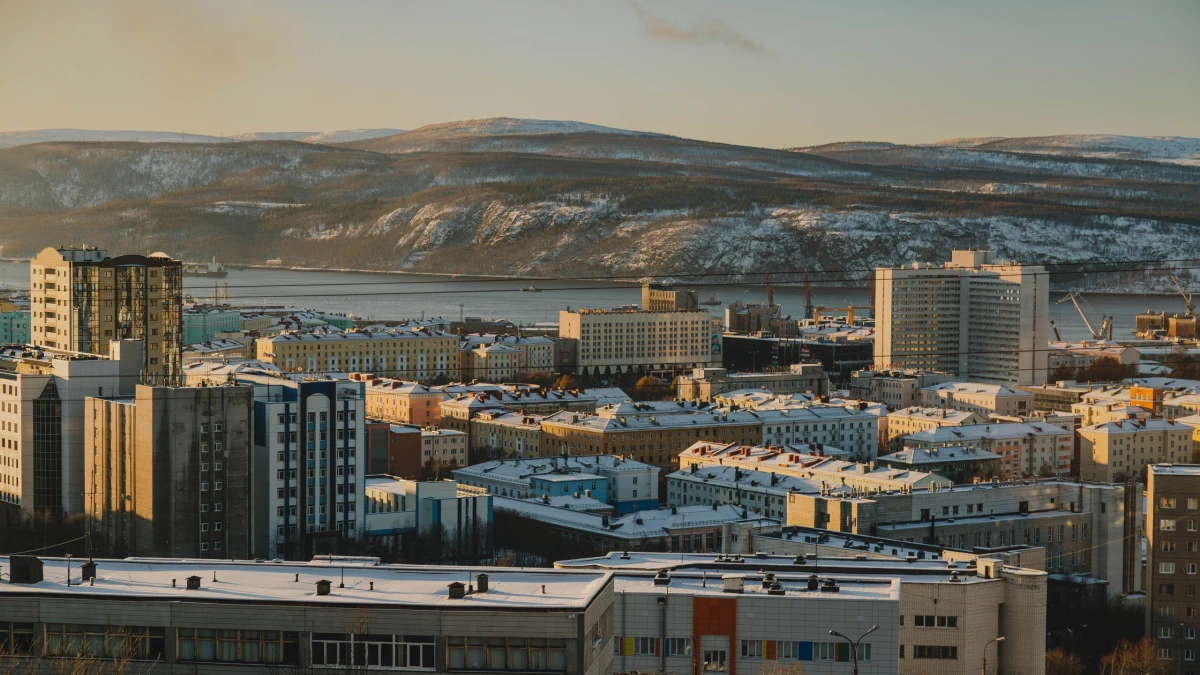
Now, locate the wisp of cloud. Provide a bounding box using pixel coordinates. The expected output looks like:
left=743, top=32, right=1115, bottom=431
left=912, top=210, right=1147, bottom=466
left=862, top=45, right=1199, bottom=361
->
left=627, top=1, right=770, bottom=56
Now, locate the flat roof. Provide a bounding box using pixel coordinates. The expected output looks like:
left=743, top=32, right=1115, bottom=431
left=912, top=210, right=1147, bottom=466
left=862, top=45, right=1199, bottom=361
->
left=613, top=570, right=900, bottom=602
left=0, top=557, right=609, bottom=610
left=1149, top=464, right=1200, bottom=476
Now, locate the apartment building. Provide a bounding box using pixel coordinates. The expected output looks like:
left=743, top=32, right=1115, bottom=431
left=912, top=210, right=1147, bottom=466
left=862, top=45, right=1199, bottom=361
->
left=873, top=250, right=1050, bottom=386
left=0, top=300, right=30, bottom=344
left=458, top=333, right=555, bottom=374
left=641, top=282, right=699, bottom=311
left=1078, top=418, right=1192, bottom=482
left=30, top=246, right=183, bottom=382
left=876, top=446, right=1003, bottom=483
left=849, top=369, right=957, bottom=408
left=675, top=364, right=828, bottom=402
left=1146, top=464, right=1200, bottom=672
left=560, top=552, right=1046, bottom=675
left=1015, top=379, right=1100, bottom=412
left=419, top=427, right=468, bottom=468
left=455, top=454, right=659, bottom=513
left=539, top=410, right=763, bottom=472
left=257, top=328, right=459, bottom=379
left=0, top=556, right=613, bottom=675
left=0, top=341, right=141, bottom=516
left=750, top=405, right=879, bottom=460
left=885, top=407, right=987, bottom=443
left=360, top=378, right=446, bottom=425
left=182, top=306, right=243, bottom=344
left=240, top=372, right=366, bottom=560
left=85, top=384, right=254, bottom=558
left=559, top=307, right=718, bottom=376
left=469, top=410, right=544, bottom=457
left=903, top=422, right=1073, bottom=478
left=1046, top=342, right=1140, bottom=373
left=439, top=389, right=597, bottom=434
left=918, top=381, right=1034, bottom=417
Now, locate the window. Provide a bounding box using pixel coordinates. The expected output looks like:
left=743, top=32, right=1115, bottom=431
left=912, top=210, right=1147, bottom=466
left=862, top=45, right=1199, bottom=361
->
left=1163, top=498, right=1178, bottom=509
left=1164, top=541, right=1178, bottom=552
left=913, top=645, right=958, bottom=660
left=1188, top=628, right=1197, bottom=640
left=1161, top=626, right=1175, bottom=639
left=1191, top=564, right=1198, bottom=575
left=1186, top=648, right=1196, bottom=661
left=312, top=633, right=433, bottom=670
left=664, top=638, right=692, bottom=657
left=740, top=641, right=762, bottom=658
left=180, top=629, right=298, bottom=664
left=45, top=624, right=165, bottom=660
left=447, top=637, right=565, bottom=671
left=702, top=649, right=727, bottom=671
left=1163, top=563, right=1178, bottom=575
left=0, top=622, right=35, bottom=654
left=1163, top=519, right=1178, bottom=531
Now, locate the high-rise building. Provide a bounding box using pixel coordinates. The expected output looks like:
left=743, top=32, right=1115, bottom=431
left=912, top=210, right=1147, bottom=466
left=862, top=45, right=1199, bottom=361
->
left=85, top=384, right=254, bottom=558
left=873, top=250, right=1049, bottom=386
left=1146, top=464, right=1200, bottom=671
left=239, top=372, right=366, bottom=560
left=0, top=341, right=142, bottom=516
left=30, top=246, right=183, bottom=383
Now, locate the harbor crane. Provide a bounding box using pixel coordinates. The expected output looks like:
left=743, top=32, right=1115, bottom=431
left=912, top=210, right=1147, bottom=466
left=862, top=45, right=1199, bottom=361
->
left=1169, top=273, right=1195, bottom=318
left=1057, top=291, right=1113, bottom=341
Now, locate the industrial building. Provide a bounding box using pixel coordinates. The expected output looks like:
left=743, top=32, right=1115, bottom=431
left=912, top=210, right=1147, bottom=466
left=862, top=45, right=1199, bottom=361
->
left=873, top=250, right=1050, bottom=386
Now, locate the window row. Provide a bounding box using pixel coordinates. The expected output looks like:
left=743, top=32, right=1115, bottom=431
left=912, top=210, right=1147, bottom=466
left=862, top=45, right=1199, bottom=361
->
left=446, top=637, right=567, bottom=671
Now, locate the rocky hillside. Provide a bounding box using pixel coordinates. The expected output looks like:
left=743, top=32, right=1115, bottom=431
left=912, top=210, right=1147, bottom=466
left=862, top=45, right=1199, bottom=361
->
left=0, top=119, right=1197, bottom=291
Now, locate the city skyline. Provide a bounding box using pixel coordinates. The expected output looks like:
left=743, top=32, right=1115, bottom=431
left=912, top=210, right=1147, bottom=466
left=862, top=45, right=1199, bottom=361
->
left=1, top=0, right=1197, bottom=147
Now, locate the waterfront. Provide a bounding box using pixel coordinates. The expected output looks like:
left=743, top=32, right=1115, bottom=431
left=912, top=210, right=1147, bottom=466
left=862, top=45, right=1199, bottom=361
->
left=0, top=261, right=1189, bottom=342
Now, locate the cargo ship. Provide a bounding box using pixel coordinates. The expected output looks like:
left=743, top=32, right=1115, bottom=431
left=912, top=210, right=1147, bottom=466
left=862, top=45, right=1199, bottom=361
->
left=183, top=258, right=229, bottom=278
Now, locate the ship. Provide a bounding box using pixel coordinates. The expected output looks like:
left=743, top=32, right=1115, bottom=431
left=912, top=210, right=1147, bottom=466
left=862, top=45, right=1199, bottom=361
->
left=699, top=295, right=722, bottom=306
left=520, top=285, right=542, bottom=292
left=183, top=258, right=229, bottom=278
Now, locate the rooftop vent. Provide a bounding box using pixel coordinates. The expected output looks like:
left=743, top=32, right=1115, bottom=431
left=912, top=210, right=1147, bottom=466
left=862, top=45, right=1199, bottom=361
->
left=722, top=575, right=744, bottom=594
left=477, top=574, right=489, bottom=593
left=766, top=583, right=786, bottom=596
left=8, top=556, right=43, bottom=584
left=820, top=578, right=840, bottom=593
left=448, top=581, right=466, bottom=599
left=316, top=579, right=332, bottom=596
left=185, top=575, right=201, bottom=590
left=653, top=570, right=671, bottom=587
left=806, top=574, right=819, bottom=591
left=81, top=560, right=97, bottom=582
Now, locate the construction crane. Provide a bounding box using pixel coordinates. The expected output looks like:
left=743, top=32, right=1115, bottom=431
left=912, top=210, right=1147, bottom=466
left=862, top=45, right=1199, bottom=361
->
left=1169, top=273, right=1195, bottom=317
left=1050, top=320, right=1062, bottom=341
left=803, top=271, right=814, bottom=320
left=764, top=273, right=775, bottom=307
left=1057, top=291, right=1113, bottom=340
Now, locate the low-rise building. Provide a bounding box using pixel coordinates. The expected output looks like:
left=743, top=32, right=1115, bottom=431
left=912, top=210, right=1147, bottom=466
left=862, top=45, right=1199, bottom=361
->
left=1078, top=418, right=1192, bottom=482
left=458, top=333, right=555, bottom=375
left=1071, top=401, right=1150, bottom=426
left=439, top=389, right=598, bottom=434
left=1046, top=342, right=1140, bottom=373
left=749, top=405, right=879, bottom=460
left=455, top=454, right=659, bottom=514
left=540, top=410, right=763, bottom=472
left=0, top=556, right=613, bottom=675
left=419, top=427, right=468, bottom=469
left=258, top=328, right=459, bottom=379
left=849, top=369, right=956, bottom=408
left=918, top=381, right=1034, bottom=417
left=675, top=364, right=828, bottom=402
left=885, top=407, right=988, bottom=443
left=903, top=422, right=1073, bottom=478
left=876, top=446, right=1002, bottom=483
left=359, top=377, right=446, bottom=426
left=183, top=306, right=244, bottom=344
left=362, top=476, right=491, bottom=558
left=0, top=300, right=30, bottom=344
left=469, top=410, right=544, bottom=457
left=1015, top=379, right=1100, bottom=412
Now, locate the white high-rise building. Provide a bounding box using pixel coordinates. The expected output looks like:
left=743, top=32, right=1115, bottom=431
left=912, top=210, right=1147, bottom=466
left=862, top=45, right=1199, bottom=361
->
left=874, top=250, right=1049, bottom=386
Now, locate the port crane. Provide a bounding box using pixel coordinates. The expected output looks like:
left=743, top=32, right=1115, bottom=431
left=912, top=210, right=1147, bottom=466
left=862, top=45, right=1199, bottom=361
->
left=1169, top=273, right=1195, bottom=318
left=1057, top=291, right=1112, bottom=340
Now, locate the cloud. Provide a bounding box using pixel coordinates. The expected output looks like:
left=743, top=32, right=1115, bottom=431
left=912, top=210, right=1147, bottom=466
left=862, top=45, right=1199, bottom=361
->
left=627, top=1, right=770, bottom=56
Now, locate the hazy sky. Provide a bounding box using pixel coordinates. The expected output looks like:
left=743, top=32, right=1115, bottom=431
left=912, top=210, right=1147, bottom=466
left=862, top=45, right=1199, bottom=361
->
left=1, top=0, right=1197, bottom=147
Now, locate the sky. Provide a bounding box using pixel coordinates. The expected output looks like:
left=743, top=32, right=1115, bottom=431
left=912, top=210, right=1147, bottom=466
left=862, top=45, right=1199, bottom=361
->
left=0, top=0, right=1197, bottom=148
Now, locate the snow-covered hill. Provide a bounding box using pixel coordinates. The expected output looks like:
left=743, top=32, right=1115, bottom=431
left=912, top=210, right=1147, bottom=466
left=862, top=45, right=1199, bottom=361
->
left=305, top=129, right=405, bottom=144
left=973, top=135, right=1200, bottom=165
left=231, top=132, right=320, bottom=142
left=0, top=129, right=231, bottom=148
left=392, top=117, right=658, bottom=140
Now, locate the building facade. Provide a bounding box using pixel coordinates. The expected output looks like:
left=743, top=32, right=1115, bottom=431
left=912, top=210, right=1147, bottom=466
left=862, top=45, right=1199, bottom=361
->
left=873, top=250, right=1050, bottom=386
left=183, top=306, right=243, bottom=344
left=30, top=246, right=183, bottom=382
left=85, top=384, right=254, bottom=558
left=675, top=364, right=828, bottom=402
left=258, top=328, right=459, bottom=379
left=559, top=308, right=718, bottom=376
left=1146, top=464, right=1200, bottom=672
left=1078, top=418, right=1192, bottom=482
left=917, top=381, right=1034, bottom=417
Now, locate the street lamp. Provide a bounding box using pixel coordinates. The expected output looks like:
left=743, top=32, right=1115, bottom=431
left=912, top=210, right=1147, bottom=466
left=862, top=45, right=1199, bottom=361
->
left=828, top=625, right=877, bottom=675
left=982, top=636, right=1005, bottom=675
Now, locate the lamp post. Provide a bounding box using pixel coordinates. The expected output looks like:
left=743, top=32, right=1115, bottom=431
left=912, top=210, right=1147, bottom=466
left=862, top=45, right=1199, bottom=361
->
left=982, top=636, right=1005, bottom=675
left=828, top=625, right=877, bottom=675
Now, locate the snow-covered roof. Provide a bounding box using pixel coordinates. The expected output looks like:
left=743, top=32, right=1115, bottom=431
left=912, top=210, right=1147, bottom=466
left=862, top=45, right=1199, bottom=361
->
left=262, top=328, right=456, bottom=344
left=681, top=442, right=937, bottom=488
left=920, top=381, right=1029, bottom=397
left=1080, top=418, right=1189, bottom=434
left=542, top=409, right=761, bottom=432
left=905, top=422, right=1071, bottom=444
left=1149, top=464, right=1200, bottom=476
left=185, top=338, right=247, bottom=353
left=183, top=359, right=281, bottom=378
left=455, top=455, right=656, bottom=484
left=493, top=499, right=773, bottom=540
left=0, top=557, right=610, bottom=609
left=878, top=446, right=1002, bottom=466
left=612, top=570, right=898, bottom=601
left=583, top=387, right=633, bottom=406
left=887, top=407, right=982, bottom=424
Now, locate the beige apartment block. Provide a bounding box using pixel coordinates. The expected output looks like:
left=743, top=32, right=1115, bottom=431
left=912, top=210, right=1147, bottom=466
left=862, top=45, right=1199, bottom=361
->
left=886, top=407, right=988, bottom=442
left=559, top=307, right=717, bottom=376
left=1079, top=418, right=1192, bottom=482
left=918, top=381, right=1034, bottom=417
left=30, top=246, right=183, bottom=382
left=258, top=328, right=459, bottom=379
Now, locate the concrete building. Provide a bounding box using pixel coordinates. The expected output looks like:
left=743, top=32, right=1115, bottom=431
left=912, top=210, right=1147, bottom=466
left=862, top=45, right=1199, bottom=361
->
left=181, top=359, right=281, bottom=386
left=1146, top=464, right=1200, bottom=671
left=876, top=446, right=1002, bottom=483
left=918, top=381, right=1034, bottom=417
left=362, top=476, right=492, bottom=558
left=748, top=405, right=880, bottom=460
left=903, top=422, right=1073, bottom=478
left=0, top=341, right=142, bottom=516
left=84, top=384, right=254, bottom=558
left=360, top=378, right=446, bottom=426
left=778, top=477, right=1135, bottom=597
left=458, top=333, right=555, bottom=375
left=418, top=427, right=468, bottom=469
left=31, top=246, right=183, bottom=382
left=540, top=410, right=763, bottom=473
left=559, top=307, right=718, bottom=376
left=469, top=410, right=544, bottom=457
left=724, top=300, right=790, bottom=336
left=0, top=300, right=30, bottom=344
left=641, top=282, right=699, bottom=312
left=849, top=369, right=957, bottom=409
left=439, top=389, right=598, bottom=435
left=873, top=250, right=1050, bottom=386
left=240, top=372, right=367, bottom=560
left=0, top=556, right=613, bottom=675
left=1015, top=379, right=1100, bottom=412
left=559, top=551, right=1046, bottom=675
left=183, top=306, right=243, bottom=344
left=257, top=328, right=459, bottom=379
left=1071, top=401, right=1150, bottom=427
left=455, top=454, right=659, bottom=514
left=462, top=343, right=520, bottom=382
left=885, top=407, right=988, bottom=443
left=1046, top=342, right=1140, bottom=373
left=1078, top=418, right=1192, bottom=482
left=675, top=364, right=828, bottom=402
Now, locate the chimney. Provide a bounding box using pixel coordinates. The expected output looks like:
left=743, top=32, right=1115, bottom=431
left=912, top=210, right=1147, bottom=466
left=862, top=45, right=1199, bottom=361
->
left=476, top=574, right=489, bottom=593
left=315, top=579, right=332, bottom=596
left=448, top=582, right=467, bottom=599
